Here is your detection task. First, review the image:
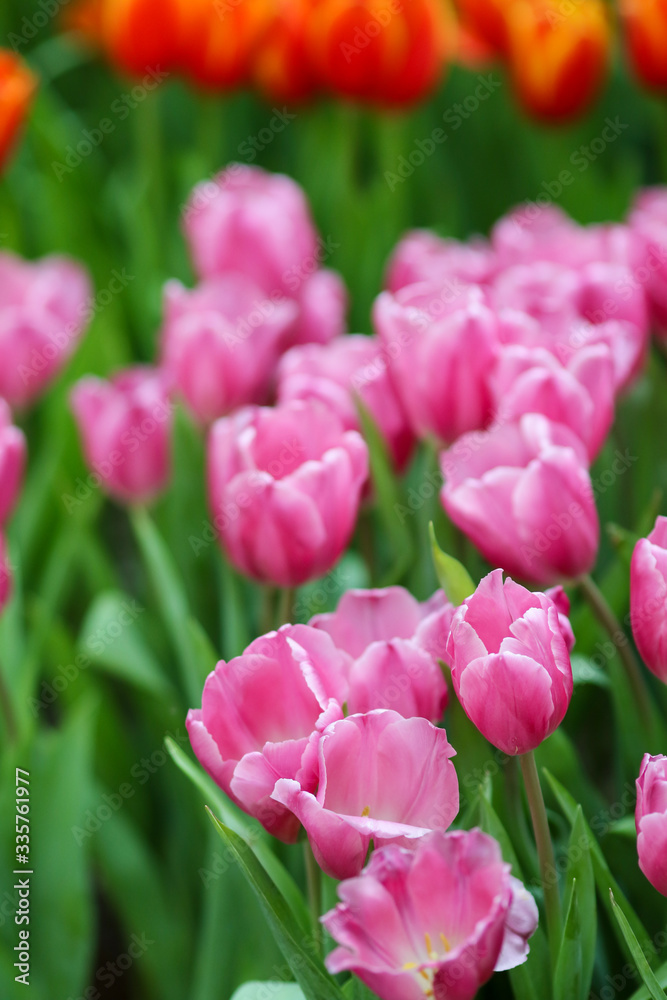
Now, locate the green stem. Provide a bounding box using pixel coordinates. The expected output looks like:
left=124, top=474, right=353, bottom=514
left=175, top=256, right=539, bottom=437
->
left=578, top=573, right=653, bottom=730
left=276, top=588, right=295, bottom=628
left=520, top=751, right=562, bottom=968
left=304, top=841, right=323, bottom=957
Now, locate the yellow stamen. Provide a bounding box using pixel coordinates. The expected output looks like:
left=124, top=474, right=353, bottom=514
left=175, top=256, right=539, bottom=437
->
left=361, top=805, right=370, bottom=817
left=439, top=932, right=451, bottom=953
left=402, top=962, right=418, bottom=971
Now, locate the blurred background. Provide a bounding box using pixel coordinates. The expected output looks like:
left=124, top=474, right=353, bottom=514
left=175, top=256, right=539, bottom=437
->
left=1, top=0, right=667, bottom=998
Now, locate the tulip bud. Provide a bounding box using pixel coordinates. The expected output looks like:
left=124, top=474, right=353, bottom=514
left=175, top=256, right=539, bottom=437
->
left=0, top=252, right=92, bottom=410
left=505, top=0, right=610, bottom=122
left=207, top=400, right=368, bottom=587
left=0, top=399, right=26, bottom=527
left=628, top=188, right=667, bottom=343
left=635, top=754, right=667, bottom=897
left=440, top=413, right=599, bottom=585
left=631, top=516, right=667, bottom=683
left=161, top=275, right=297, bottom=424
left=446, top=570, right=574, bottom=754
left=0, top=50, right=36, bottom=174
left=323, top=829, right=539, bottom=997
left=373, top=284, right=499, bottom=444
left=70, top=367, right=173, bottom=505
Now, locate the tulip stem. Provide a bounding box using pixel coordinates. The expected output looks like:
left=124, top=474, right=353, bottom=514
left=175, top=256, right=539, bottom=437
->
left=578, top=573, right=653, bottom=729
left=520, top=751, right=562, bottom=968
left=276, top=588, right=295, bottom=627
left=304, top=842, right=323, bottom=956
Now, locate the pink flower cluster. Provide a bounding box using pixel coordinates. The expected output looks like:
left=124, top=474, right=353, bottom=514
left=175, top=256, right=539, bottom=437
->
left=374, top=194, right=667, bottom=584
left=186, top=572, right=584, bottom=993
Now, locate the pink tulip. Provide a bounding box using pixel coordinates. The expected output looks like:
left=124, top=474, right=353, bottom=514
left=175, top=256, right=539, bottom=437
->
left=628, top=188, right=667, bottom=342
left=0, top=399, right=25, bottom=525
left=446, top=570, right=573, bottom=755
left=310, top=587, right=452, bottom=722
left=277, top=335, right=414, bottom=471
left=183, top=164, right=346, bottom=348
left=636, top=754, right=667, bottom=897
left=385, top=230, right=496, bottom=292
left=207, top=400, right=368, bottom=587
left=490, top=342, right=615, bottom=460
left=0, top=252, right=92, bottom=409
left=187, top=625, right=349, bottom=842
left=630, top=516, right=667, bottom=683
left=272, top=710, right=459, bottom=879
left=323, top=829, right=538, bottom=999
left=373, top=283, right=499, bottom=443
left=0, top=533, right=11, bottom=614
left=440, top=413, right=599, bottom=585
left=70, top=367, right=172, bottom=505
left=491, top=203, right=589, bottom=269
left=287, top=267, right=348, bottom=348
left=492, top=262, right=583, bottom=335
left=545, top=585, right=576, bottom=653
left=160, top=276, right=297, bottom=424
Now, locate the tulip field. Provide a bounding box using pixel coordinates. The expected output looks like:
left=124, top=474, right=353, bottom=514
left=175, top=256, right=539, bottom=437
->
left=4, top=1, right=667, bottom=999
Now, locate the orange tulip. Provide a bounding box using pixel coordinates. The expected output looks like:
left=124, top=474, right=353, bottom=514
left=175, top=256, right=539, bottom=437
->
left=253, top=0, right=319, bottom=103
left=305, top=0, right=452, bottom=106
left=506, top=0, right=610, bottom=121
left=0, top=51, right=36, bottom=174
left=180, top=0, right=274, bottom=90
left=621, top=0, right=667, bottom=91
left=454, top=0, right=510, bottom=53
left=66, top=0, right=185, bottom=77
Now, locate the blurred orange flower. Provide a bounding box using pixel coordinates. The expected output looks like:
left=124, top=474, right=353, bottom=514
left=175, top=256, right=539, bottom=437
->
left=454, top=0, right=509, bottom=53
left=181, top=0, right=274, bottom=90
left=253, top=0, right=319, bottom=103
left=506, top=0, right=610, bottom=121
left=0, top=50, right=37, bottom=174
left=305, top=0, right=453, bottom=106
left=621, top=0, right=667, bottom=91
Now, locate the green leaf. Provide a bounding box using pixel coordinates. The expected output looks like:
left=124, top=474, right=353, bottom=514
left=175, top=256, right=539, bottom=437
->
left=130, top=506, right=202, bottom=704
left=165, top=737, right=309, bottom=931
left=543, top=770, right=656, bottom=967
left=570, top=655, right=611, bottom=689
left=554, top=880, right=583, bottom=1000
left=555, top=807, right=595, bottom=1000
left=429, top=523, right=475, bottom=605
left=629, top=961, right=667, bottom=1000
left=28, top=696, right=98, bottom=999
left=476, top=796, right=551, bottom=1000
left=230, top=985, right=306, bottom=1000
left=609, top=815, right=637, bottom=839
left=207, top=812, right=345, bottom=1000
left=78, top=590, right=174, bottom=698
left=610, top=893, right=667, bottom=1000
left=187, top=616, right=218, bottom=680
left=356, top=399, right=413, bottom=585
